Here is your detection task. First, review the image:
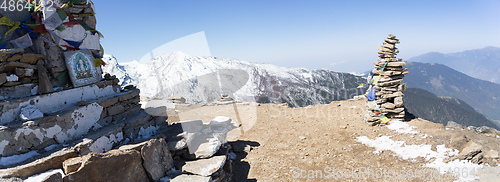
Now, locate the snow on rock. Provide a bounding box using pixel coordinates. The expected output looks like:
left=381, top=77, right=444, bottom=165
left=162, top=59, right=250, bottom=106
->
left=0, top=150, right=39, bottom=166
left=357, top=136, right=482, bottom=181
left=19, top=105, right=44, bottom=121
left=102, top=52, right=365, bottom=107
left=24, top=169, right=64, bottom=182
left=387, top=120, right=419, bottom=134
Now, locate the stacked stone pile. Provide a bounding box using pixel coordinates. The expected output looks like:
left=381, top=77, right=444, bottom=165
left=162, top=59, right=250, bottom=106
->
left=0, top=0, right=101, bottom=95
left=366, top=34, right=408, bottom=122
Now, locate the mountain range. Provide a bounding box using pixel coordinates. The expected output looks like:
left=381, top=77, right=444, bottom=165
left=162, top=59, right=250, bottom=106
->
left=403, top=62, right=500, bottom=125
left=103, top=49, right=500, bottom=129
left=102, top=52, right=365, bottom=107
left=408, top=46, right=500, bottom=84
left=403, top=88, right=499, bottom=129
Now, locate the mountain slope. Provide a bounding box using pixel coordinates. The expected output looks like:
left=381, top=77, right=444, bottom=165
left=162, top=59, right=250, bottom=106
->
left=404, top=62, right=500, bottom=124
left=403, top=88, right=499, bottom=129
left=102, top=52, right=366, bottom=107
left=408, top=46, right=500, bottom=84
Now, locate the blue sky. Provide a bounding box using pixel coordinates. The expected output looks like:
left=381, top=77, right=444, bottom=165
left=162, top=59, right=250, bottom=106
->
left=94, top=0, right=500, bottom=73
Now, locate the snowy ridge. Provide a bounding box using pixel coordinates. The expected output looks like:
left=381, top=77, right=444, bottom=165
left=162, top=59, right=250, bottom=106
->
left=102, top=52, right=365, bottom=106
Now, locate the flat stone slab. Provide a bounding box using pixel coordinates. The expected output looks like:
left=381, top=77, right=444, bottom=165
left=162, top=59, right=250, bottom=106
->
left=182, top=155, right=226, bottom=176
left=170, top=174, right=211, bottom=182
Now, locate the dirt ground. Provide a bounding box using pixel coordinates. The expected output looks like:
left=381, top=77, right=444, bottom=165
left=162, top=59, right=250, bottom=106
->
left=165, top=99, right=500, bottom=182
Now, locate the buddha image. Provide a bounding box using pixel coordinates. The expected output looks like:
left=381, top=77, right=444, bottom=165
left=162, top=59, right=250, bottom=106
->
left=75, top=55, right=93, bottom=79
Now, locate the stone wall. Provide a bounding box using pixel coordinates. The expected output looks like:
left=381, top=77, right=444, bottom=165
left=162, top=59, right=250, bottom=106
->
left=0, top=85, right=146, bottom=157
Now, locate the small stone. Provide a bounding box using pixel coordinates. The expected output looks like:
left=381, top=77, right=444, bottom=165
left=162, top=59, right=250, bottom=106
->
left=76, top=101, right=87, bottom=106
left=381, top=103, right=395, bottom=109
left=20, top=54, right=45, bottom=65
left=394, top=96, right=404, bottom=107
left=209, top=116, right=231, bottom=127
left=446, top=121, right=463, bottom=129
left=6, top=74, right=18, bottom=82
left=7, top=54, right=22, bottom=62
left=0, top=48, right=24, bottom=62
left=0, top=73, right=6, bottom=85
left=169, top=95, right=186, bottom=103
left=20, top=105, right=44, bottom=121
left=299, top=136, right=307, bottom=140
left=141, top=138, right=173, bottom=181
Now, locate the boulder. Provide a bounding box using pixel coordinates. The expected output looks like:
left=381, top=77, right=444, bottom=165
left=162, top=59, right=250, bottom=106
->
left=446, top=121, right=464, bottom=129
left=141, top=138, right=174, bottom=181
left=458, top=141, right=483, bottom=163
left=192, top=137, right=222, bottom=159
left=63, top=149, right=149, bottom=182
left=182, top=155, right=226, bottom=176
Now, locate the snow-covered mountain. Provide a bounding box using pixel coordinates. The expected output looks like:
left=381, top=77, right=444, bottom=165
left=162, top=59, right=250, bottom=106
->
left=102, top=52, right=365, bottom=107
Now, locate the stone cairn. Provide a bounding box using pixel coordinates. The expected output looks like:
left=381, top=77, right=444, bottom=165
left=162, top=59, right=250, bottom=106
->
left=0, top=1, right=234, bottom=181
left=365, top=34, right=408, bottom=124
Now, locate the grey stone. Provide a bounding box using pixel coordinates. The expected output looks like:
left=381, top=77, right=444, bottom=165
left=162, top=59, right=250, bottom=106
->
left=209, top=116, right=231, bottom=127
left=178, top=120, right=203, bottom=133
left=118, top=141, right=148, bottom=152
left=182, top=155, right=226, bottom=177
left=446, top=121, right=464, bottom=129
left=0, top=177, right=22, bottom=182
left=97, top=97, right=119, bottom=108
left=394, top=96, right=403, bottom=107
left=119, top=89, right=140, bottom=102
left=191, top=137, right=221, bottom=159
left=458, top=141, right=482, bottom=163
left=170, top=174, right=211, bottom=182
left=0, top=73, right=6, bottom=85
left=83, top=15, right=96, bottom=29
left=141, top=138, right=173, bottom=181
left=36, top=61, right=54, bottom=94
left=475, top=126, right=495, bottom=134
left=107, top=104, right=125, bottom=116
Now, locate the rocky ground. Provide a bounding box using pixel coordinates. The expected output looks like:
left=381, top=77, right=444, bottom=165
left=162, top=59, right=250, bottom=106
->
left=167, top=98, right=500, bottom=182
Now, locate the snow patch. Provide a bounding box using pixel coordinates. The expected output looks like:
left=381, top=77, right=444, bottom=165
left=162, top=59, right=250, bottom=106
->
left=387, top=120, right=419, bottom=134
left=357, top=136, right=481, bottom=181
left=0, top=150, right=39, bottom=166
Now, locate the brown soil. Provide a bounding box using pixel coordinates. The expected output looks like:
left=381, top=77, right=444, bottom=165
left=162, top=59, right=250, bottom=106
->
left=167, top=99, right=500, bottom=181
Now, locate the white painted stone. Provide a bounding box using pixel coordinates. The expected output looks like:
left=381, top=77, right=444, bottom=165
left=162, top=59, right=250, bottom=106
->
left=54, top=103, right=103, bottom=143
left=19, top=105, right=44, bottom=121
left=0, top=84, right=118, bottom=124
left=6, top=74, right=18, bottom=82
left=89, top=132, right=124, bottom=153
